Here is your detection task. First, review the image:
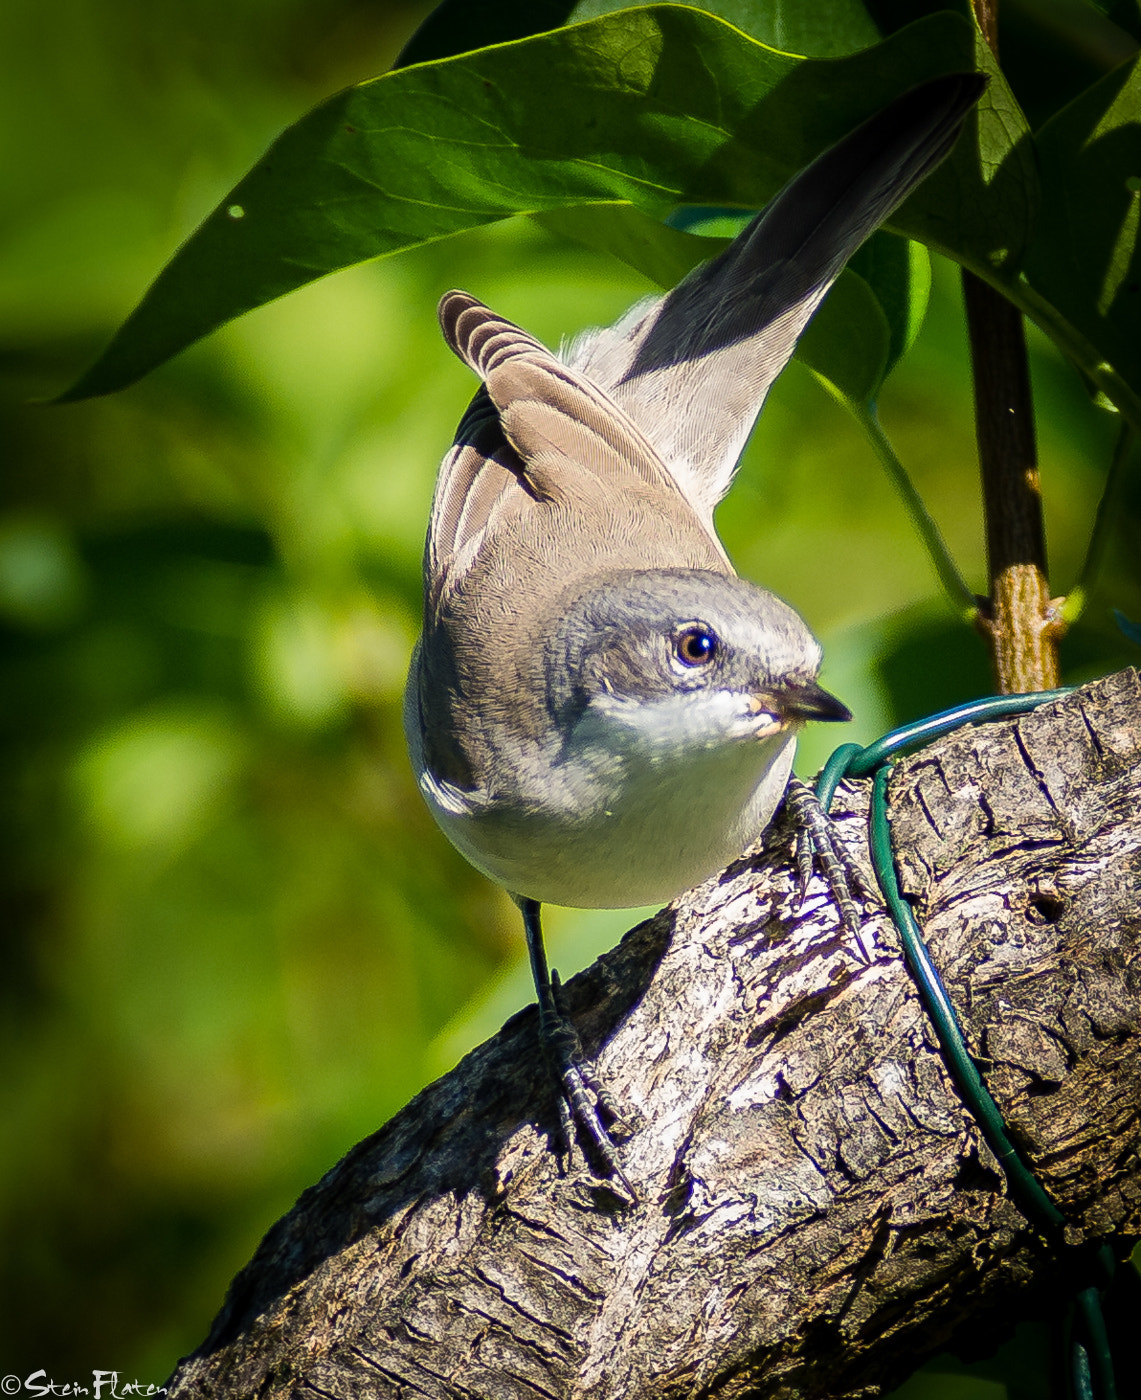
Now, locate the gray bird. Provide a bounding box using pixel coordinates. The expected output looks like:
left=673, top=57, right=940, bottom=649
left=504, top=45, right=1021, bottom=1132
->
left=405, top=72, right=986, bottom=1192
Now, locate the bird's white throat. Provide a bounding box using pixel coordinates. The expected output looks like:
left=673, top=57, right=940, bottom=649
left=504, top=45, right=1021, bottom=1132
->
left=418, top=685, right=799, bottom=910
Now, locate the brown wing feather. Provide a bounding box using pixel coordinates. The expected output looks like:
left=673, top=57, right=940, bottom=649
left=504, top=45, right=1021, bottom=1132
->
left=430, top=292, right=728, bottom=595
left=441, top=290, right=693, bottom=505
left=424, top=391, right=533, bottom=613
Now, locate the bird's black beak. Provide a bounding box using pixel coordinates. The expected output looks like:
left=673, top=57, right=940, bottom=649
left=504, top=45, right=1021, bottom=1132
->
left=778, top=680, right=852, bottom=724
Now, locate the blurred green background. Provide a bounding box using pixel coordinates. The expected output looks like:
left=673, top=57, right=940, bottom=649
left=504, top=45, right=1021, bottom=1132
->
left=2, top=0, right=1138, bottom=1388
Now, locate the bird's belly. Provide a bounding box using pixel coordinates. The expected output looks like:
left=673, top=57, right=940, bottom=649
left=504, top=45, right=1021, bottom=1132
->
left=429, top=732, right=797, bottom=909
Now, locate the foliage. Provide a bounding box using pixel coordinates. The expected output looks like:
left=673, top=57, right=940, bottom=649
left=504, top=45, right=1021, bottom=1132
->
left=2, top=0, right=1139, bottom=1391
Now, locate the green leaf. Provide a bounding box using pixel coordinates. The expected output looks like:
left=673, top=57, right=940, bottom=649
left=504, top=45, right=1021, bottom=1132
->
left=797, top=270, right=891, bottom=408
left=664, top=207, right=752, bottom=238
left=1089, top=0, right=1141, bottom=48
left=533, top=202, right=729, bottom=292
left=1022, top=55, right=1141, bottom=423
left=798, top=233, right=933, bottom=405
left=394, top=0, right=579, bottom=69
left=848, top=231, right=932, bottom=382
left=395, top=0, right=884, bottom=69
left=569, top=0, right=883, bottom=56
left=63, top=5, right=1017, bottom=401
left=896, top=22, right=1036, bottom=276
left=790, top=241, right=926, bottom=410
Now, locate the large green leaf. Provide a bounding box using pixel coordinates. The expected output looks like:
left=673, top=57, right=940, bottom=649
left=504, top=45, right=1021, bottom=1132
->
left=569, top=0, right=884, bottom=55
left=796, top=268, right=891, bottom=407
left=534, top=202, right=730, bottom=294
left=1022, top=54, right=1141, bottom=420
left=847, top=231, right=932, bottom=383
left=1090, top=0, right=1141, bottom=48
left=896, top=17, right=1034, bottom=275
left=790, top=238, right=972, bottom=615
left=62, top=6, right=1017, bottom=401
left=394, top=0, right=579, bottom=69
left=396, top=0, right=884, bottom=68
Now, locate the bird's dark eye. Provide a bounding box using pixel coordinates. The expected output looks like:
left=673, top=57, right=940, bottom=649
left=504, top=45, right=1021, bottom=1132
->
left=675, top=624, right=719, bottom=667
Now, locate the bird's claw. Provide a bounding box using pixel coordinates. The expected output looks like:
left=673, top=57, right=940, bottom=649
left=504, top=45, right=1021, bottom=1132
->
left=543, top=971, right=638, bottom=1202
left=784, top=778, right=876, bottom=961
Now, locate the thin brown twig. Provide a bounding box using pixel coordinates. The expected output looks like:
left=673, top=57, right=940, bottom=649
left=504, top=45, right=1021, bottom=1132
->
left=964, top=0, right=1064, bottom=692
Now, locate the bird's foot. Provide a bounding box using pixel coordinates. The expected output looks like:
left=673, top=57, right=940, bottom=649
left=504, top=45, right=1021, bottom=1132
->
left=541, top=970, right=638, bottom=1202
left=784, top=777, right=876, bottom=961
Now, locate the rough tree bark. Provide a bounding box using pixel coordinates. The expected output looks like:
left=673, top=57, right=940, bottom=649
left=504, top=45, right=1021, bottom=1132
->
left=167, top=671, right=1141, bottom=1399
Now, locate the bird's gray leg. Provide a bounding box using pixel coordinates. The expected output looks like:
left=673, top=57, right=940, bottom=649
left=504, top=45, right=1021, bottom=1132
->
left=518, top=897, right=636, bottom=1199
left=784, top=779, right=875, bottom=961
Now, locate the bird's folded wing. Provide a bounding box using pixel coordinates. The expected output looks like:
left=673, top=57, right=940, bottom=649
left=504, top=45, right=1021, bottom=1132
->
left=427, top=289, right=723, bottom=595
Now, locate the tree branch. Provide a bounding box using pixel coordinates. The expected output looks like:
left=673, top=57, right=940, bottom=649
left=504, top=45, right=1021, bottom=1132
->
left=964, top=0, right=1064, bottom=692
left=963, top=272, right=1063, bottom=691
left=165, top=671, right=1141, bottom=1399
